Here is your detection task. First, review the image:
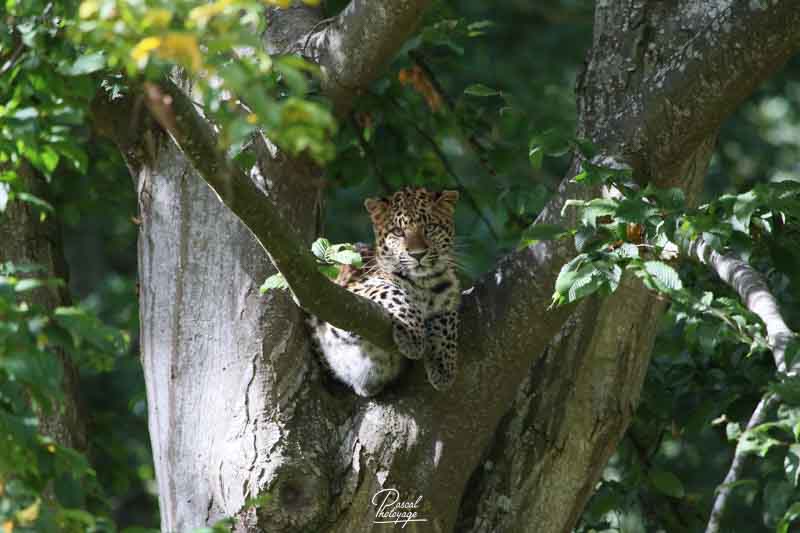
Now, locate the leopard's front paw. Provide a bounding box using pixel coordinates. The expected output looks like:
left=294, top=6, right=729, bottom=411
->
left=393, top=323, right=428, bottom=360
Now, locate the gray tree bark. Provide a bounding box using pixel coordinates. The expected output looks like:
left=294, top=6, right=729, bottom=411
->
left=95, top=1, right=800, bottom=532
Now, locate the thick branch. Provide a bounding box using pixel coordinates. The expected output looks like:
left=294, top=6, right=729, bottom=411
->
left=133, top=0, right=435, bottom=352
left=308, top=0, right=432, bottom=112
left=640, top=2, right=800, bottom=176
left=582, top=2, right=800, bottom=181
left=140, top=80, right=396, bottom=353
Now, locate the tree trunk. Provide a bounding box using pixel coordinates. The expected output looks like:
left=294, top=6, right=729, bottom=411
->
left=0, top=168, right=87, bottom=453
left=117, top=1, right=800, bottom=532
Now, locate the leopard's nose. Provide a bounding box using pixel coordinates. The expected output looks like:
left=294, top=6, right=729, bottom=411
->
left=408, top=249, right=428, bottom=262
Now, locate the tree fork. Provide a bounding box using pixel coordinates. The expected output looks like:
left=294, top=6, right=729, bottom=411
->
left=107, top=1, right=800, bottom=531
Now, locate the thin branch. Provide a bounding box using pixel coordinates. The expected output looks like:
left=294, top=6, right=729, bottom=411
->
left=686, top=237, right=796, bottom=374
left=349, top=113, right=391, bottom=194
left=408, top=51, right=497, bottom=178
left=627, top=428, right=693, bottom=531
left=408, top=51, right=532, bottom=230
left=140, top=80, right=397, bottom=353
left=705, top=393, right=780, bottom=533
left=0, top=42, right=25, bottom=76
left=683, top=236, right=796, bottom=532
left=406, top=119, right=501, bottom=240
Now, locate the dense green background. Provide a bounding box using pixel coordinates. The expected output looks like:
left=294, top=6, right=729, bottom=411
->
left=2, top=0, right=800, bottom=530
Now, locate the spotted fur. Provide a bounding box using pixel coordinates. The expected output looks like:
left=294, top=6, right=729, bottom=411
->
left=310, top=187, right=461, bottom=397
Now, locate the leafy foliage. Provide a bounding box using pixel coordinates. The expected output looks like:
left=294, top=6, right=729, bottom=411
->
left=260, top=238, right=363, bottom=293
left=3, top=0, right=800, bottom=531
left=71, top=0, right=335, bottom=162
left=560, top=93, right=800, bottom=533
left=0, top=263, right=127, bottom=531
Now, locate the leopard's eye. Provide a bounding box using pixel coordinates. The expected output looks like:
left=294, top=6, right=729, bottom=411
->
left=390, top=227, right=404, bottom=237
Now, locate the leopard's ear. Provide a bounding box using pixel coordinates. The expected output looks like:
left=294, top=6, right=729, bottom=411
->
left=364, top=197, right=390, bottom=225
left=435, top=190, right=459, bottom=215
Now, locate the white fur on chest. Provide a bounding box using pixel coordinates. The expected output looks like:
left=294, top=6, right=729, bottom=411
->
left=314, top=322, right=404, bottom=397
left=312, top=269, right=458, bottom=397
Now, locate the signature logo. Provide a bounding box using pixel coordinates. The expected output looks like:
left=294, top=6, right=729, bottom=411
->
left=372, top=488, right=428, bottom=527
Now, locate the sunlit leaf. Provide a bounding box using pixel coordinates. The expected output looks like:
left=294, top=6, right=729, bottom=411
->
left=259, top=273, right=288, bottom=292
left=464, top=83, right=501, bottom=97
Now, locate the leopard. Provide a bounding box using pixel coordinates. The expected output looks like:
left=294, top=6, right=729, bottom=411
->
left=309, top=187, right=461, bottom=397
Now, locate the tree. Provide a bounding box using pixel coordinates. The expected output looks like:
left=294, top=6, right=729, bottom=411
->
left=2, top=1, right=800, bottom=532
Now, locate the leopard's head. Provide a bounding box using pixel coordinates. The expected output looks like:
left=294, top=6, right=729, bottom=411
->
left=364, top=187, right=459, bottom=278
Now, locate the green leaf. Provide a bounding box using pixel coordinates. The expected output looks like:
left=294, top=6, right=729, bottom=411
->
left=554, top=255, right=586, bottom=296
left=576, top=160, right=632, bottom=186
left=785, top=337, right=800, bottom=371
left=585, top=482, right=622, bottom=521
left=769, top=376, right=800, bottom=406
left=614, top=198, right=659, bottom=224
left=726, top=422, right=742, bottom=441
left=61, top=52, right=106, bottom=76
left=529, top=129, right=572, bottom=159
left=16, top=192, right=54, bottom=212
left=785, top=444, right=800, bottom=486
left=260, top=273, right=288, bottom=293
left=615, top=243, right=639, bottom=259
left=649, top=468, right=685, bottom=498
left=568, top=267, right=604, bottom=303
left=464, top=83, right=501, bottom=97
left=318, top=265, right=339, bottom=279
left=243, top=492, right=272, bottom=510
left=311, top=238, right=330, bottom=261
left=14, top=278, right=46, bottom=292
left=731, top=189, right=758, bottom=234
left=53, top=306, right=127, bottom=355
left=41, top=146, right=60, bottom=173
left=647, top=186, right=685, bottom=210
left=12, top=107, right=38, bottom=120
left=54, top=142, right=89, bottom=173
left=739, top=423, right=784, bottom=457
left=581, top=198, right=618, bottom=228
left=528, top=145, right=544, bottom=169
left=328, top=249, right=362, bottom=266
left=643, top=261, right=683, bottom=291
left=561, top=198, right=586, bottom=216
left=778, top=502, right=800, bottom=533
left=574, top=225, right=597, bottom=253
left=764, top=480, right=793, bottom=528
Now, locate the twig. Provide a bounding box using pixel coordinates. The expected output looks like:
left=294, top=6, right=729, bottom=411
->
left=379, top=93, right=500, bottom=239
left=410, top=51, right=535, bottom=231
left=628, top=428, right=696, bottom=530
left=705, top=393, right=780, bottom=533
left=407, top=119, right=500, bottom=240
left=349, top=113, right=391, bottom=194
left=409, top=50, right=498, bottom=178
left=0, top=41, right=25, bottom=76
